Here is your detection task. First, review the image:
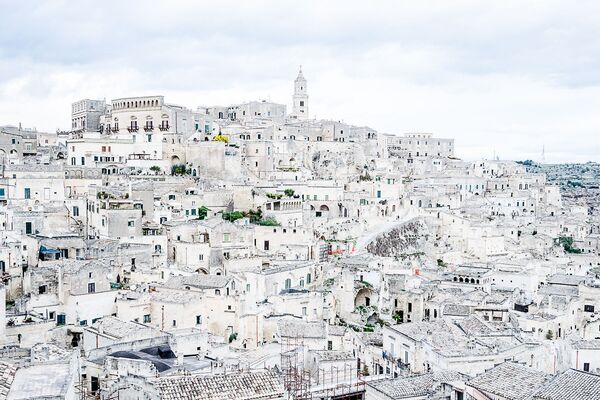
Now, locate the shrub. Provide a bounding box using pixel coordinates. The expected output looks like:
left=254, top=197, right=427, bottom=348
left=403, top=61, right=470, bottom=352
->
left=257, top=218, right=279, bottom=226
left=150, top=165, right=161, bottom=173
left=284, top=189, right=295, bottom=197
left=213, top=134, right=229, bottom=143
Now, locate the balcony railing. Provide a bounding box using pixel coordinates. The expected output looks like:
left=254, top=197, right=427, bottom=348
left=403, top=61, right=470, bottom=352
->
left=159, top=124, right=170, bottom=131
left=144, top=126, right=154, bottom=132
left=128, top=127, right=139, bottom=132
left=111, top=127, right=119, bottom=133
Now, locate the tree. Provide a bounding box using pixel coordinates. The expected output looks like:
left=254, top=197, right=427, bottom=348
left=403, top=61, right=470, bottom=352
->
left=150, top=165, right=161, bottom=174
left=546, top=330, right=554, bottom=340
left=284, top=188, right=295, bottom=197
left=213, top=134, right=229, bottom=143
left=198, top=206, right=209, bottom=220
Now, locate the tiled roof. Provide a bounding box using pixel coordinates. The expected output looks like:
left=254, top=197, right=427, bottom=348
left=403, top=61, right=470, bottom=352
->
left=467, top=362, right=551, bottom=400
left=0, top=362, right=17, bottom=400
left=152, top=370, right=283, bottom=400
left=533, top=369, right=600, bottom=400
left=368, top=370, right=464, bottom=399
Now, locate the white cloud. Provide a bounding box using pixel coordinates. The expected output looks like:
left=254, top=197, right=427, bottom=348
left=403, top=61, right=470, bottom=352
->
left=0, top=0, right=599, bottom=162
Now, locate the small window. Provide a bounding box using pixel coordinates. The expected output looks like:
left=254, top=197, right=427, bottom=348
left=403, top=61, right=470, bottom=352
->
left=87, top=282, right=96, bottom=294
left=143, top=314, right=151, bottom=323
left=196, top=315, right=202, bottom=325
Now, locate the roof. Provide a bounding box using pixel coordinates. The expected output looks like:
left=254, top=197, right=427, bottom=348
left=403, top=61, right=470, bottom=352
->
left=0, top=361, right=17, bottom=400
left=368, top=370, right=464, bottom=399
left=163, top=274, right=232, bottom=290
left=6, top=362, right=73, bottom=400
left=278, top=320, right=326, bottom=339
left=533, top=369, right=600, bottom=400
left=467, top=362, right=551, bottom=400
left=151, top=370, right=283, bottom=400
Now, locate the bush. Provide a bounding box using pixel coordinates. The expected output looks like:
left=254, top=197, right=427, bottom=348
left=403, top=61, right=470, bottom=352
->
left=150, top=165, right=161, bottom=173
left=213, top=134, right=229, bottom=143
left=546, top=330, right=554, bottom=340
left=558, top=236, right=582, bottom=254
left=198, top=206, right=209, bottom=220
left=284, top=189, right=295, bottom=197
left=266, top=192, right=283, bottom=200
left=171, top=164, right=187, bottom=175
left=257, top=218, right=279, bottom=226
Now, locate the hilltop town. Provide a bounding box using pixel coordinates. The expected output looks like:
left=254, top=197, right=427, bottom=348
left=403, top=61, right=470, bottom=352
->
left=1, top=69, right=599, bottom=400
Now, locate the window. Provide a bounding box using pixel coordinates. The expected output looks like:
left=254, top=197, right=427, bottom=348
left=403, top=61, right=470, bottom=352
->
left=25, top=222, right=32, bottom=234
left=24, top=188, right=31, bottom=199
left=38, top=285, right=47, bottom=294
left=72, top=206, right=79, bottom=217
left=300, top=101, right=304, bottom=106
left=199, top=254, right=204, bottom=261
left=300, top=279, right=304, bottom=288
left=584, top=305, right=595, bottom=313
left=49, top=311, right=55, bottom=320
left=307, top=273, right=312, bottom=284
left=87, top=282, right=96, bottom=293
left=302, top=307, right=307, bottom=316
left=128, top=220, right=135, bottom=227
left=143, top=314, right=151, bottom=323
left=196, top=315, right=202, bottom=325
left=223, top=233, right=231, bottom=243
left=285, top=278, right=291, bottom=289
left=0, top=188, right=5, bottom=198
left=327, top=340, right=333, bottom=350
left=172, top=320, right=177, bottom=327
left=584, top=363, right=590, bottom=372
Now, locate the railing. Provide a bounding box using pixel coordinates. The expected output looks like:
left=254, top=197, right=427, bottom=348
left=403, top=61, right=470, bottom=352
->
left=159, top=124, right=170, bottom=131
left=111, top=127, right=119, bottom=133
left=128, top=127, right=139, bottom=132
left=144, top=126, right=154, bottom=132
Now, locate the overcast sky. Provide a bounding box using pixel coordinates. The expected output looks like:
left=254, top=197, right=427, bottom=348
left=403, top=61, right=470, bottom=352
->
left=1, top=0, right=599, bottom=162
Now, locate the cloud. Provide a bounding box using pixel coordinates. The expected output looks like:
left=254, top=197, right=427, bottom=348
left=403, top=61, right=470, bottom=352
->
left=0, top=0, right=599, bottom=162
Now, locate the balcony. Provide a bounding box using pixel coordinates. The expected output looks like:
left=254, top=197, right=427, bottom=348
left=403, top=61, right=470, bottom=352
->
left=144, top=126, right=154, bottom=132
left=128, top=126, right=139, bottom=133
left=111, top=127, right=119, bottom=133
left=159, top=124, right=170, bottom=131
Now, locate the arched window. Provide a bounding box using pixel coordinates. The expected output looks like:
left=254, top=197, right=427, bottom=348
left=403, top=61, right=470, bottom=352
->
left=215, top=289, right=220, bottom=295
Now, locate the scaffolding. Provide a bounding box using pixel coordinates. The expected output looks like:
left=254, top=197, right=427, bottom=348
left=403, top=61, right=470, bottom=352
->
left=281, top=334, right=312, bottom=400
left=281, top=334, right=367, bottom=400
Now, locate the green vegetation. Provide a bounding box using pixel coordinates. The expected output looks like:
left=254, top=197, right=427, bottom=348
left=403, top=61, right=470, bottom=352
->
left=437, top=259, right=448, bottom=268
left=266, top=192, right=283, bottom=200
left=284, top=188, right=295, bottom=197
left=228, top=332, right=238, bottom=343
left=171, top=164, right=190, bottom=175
left=150, top=165, right=161, bottom=173
left=257, top=218, right=279, bottom=226
left=222, top=211, right=246, bottom=222
left=558, top=236, right=582, bottom=254
left=198, top=206, right=209, bottom=220
left=220, top=208, right=273, bottom=225
left=546, top=330, right=554, bottom=340
left=392, top=311, right=403, bottom=324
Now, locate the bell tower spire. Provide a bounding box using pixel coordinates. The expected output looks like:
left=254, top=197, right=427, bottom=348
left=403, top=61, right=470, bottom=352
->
left=293, top=66, right=308, bottom=120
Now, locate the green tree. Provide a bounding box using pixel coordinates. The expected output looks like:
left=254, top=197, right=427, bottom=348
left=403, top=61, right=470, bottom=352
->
left=284, top=188, right=295, bottom=197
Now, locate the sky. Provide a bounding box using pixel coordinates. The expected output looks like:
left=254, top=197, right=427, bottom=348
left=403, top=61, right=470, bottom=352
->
left=1, top=0, right=599, bottom=163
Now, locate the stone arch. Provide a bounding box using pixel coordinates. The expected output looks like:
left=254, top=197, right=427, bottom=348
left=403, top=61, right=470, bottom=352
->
left=355, top=287, right=373, bottom=308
